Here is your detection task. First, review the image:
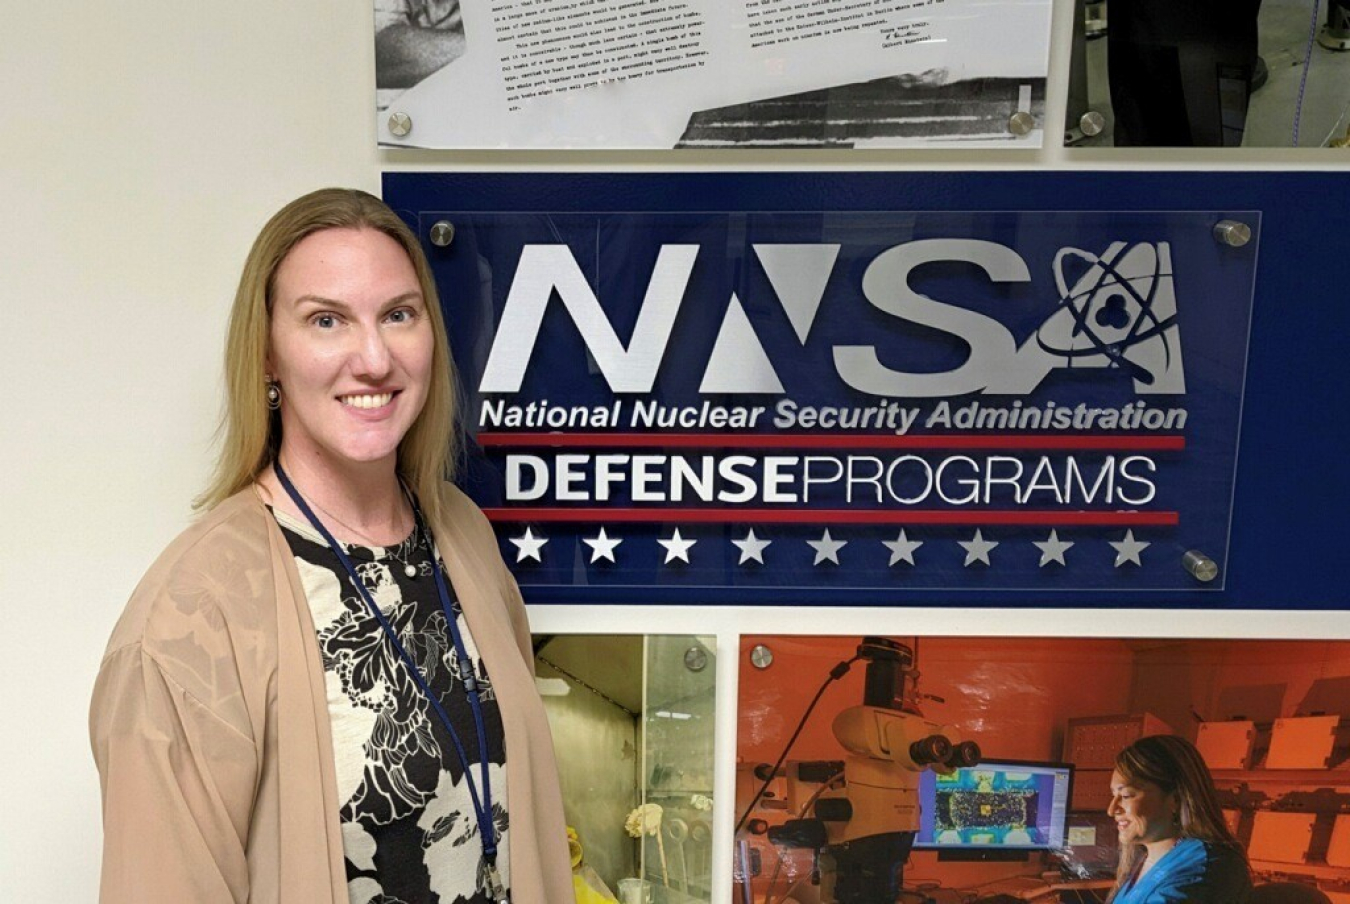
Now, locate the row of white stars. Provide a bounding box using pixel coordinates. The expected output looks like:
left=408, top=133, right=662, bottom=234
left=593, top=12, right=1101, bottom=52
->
left=509, top=527, right=1153, bottom=568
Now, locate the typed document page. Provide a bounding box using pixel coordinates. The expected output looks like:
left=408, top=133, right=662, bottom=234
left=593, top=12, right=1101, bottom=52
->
left=375, top=0, right=1051, bottom=148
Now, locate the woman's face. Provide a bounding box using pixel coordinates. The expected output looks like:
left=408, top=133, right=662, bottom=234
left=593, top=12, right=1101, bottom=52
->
left=268, top=227, right=433, bottom=474
left=1108, top=770, right=1180, bottom=846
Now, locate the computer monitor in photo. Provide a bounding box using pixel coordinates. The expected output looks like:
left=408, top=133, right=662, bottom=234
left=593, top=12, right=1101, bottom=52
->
left=914, top=759, right=1074, bottom=854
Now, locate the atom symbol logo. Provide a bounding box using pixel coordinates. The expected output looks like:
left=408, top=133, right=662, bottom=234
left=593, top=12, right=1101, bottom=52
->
left=1043, top=242, right=1180, bottom=387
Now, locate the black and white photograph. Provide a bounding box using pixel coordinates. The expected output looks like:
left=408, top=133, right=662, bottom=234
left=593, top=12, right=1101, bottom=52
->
left=675, top=72, right=1045, bottom=148
left=375, top=0, right=468, bottom=110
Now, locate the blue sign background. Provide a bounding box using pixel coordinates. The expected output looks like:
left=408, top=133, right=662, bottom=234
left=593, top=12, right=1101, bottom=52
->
left=384, top=172, right=1348, bottom=609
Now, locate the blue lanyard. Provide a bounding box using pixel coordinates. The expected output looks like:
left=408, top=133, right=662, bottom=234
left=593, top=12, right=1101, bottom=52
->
left=274, top=463, right=505, bottom=893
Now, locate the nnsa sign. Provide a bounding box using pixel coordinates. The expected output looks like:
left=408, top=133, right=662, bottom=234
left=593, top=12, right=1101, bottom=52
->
left=416, top=206, right=1252, bottom=597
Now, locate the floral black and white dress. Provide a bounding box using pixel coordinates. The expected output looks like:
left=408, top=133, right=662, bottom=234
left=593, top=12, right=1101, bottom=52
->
left=275, top=509, right=509, bottom=904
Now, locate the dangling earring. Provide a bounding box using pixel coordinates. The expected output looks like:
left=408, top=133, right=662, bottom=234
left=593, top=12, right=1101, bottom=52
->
left=266, top=377, right=281, bottom=410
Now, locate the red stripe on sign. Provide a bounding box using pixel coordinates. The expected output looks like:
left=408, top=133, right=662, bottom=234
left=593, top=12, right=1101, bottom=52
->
left=482, top=508, right=1180, bottom=526
left=477, top=432, right=1186, bottom=451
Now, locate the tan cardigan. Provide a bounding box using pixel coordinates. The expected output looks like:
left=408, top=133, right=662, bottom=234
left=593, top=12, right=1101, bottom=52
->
left=91, top=485, right=573, bottom=903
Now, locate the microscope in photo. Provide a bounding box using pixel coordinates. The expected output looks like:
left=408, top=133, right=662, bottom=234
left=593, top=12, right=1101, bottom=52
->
left=764, top=638, right=981, bottom=904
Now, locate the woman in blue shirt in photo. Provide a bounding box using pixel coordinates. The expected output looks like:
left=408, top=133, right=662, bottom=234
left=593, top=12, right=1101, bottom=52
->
left=1107, top=735, right=1252, bottom=903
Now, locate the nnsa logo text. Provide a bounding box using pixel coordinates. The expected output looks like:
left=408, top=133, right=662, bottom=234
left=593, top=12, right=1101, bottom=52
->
left=479, top=239, right=1185, bottom=398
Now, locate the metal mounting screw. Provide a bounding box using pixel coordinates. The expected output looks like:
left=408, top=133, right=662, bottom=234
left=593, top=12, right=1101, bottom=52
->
left=750, top=644, right=774, bottom=670
left=1079, top=111, right=1105, bottom=137
left=429, top=220, right=456, bottom=247
left=1182, top=550, right=1220, bottom=583
left=684, top=646, right=708, bottom=672
left=1008, top=111, right=1036, bottom=137
left=388, top=112, right=413, bottom=137
left=1213, top=220, right=1252, bottom=247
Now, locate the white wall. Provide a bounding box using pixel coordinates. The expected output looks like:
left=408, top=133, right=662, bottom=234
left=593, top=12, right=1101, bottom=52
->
left=1, top=1, right=1345, bottom=900
left=0, top=2, right=382, bottom=896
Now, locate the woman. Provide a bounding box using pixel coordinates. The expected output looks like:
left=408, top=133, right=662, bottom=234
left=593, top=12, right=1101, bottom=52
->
left=1107, top=735, right=1251, bottom=903
left=90, top=189, right=573, bottom=903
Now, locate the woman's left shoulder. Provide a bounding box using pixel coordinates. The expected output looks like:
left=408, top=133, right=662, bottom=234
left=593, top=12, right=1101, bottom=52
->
left=1200, top=839, right=1253, bottom=898
left=431, top=482, right=514, bottom=578
left=435, top=482, right=499, bottom=536
left=435, top=480, right=484, bottom=519
left=431, top=482, right=534, bottom=656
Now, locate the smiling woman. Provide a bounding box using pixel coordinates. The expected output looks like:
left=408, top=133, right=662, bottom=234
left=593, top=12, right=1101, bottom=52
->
left=89, top=189, right=572, bottom=904
left=1106, top=735, right=1251, bottom=904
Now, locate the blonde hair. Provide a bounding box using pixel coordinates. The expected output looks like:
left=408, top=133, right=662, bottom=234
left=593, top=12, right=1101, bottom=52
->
left=196, top=188, right=459, bottom=524
left=1107, top=734, right=1246, bottom=900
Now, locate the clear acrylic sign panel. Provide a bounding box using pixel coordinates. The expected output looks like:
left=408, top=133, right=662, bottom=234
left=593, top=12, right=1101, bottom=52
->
left=427, top=211, right=1256, bottom=598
